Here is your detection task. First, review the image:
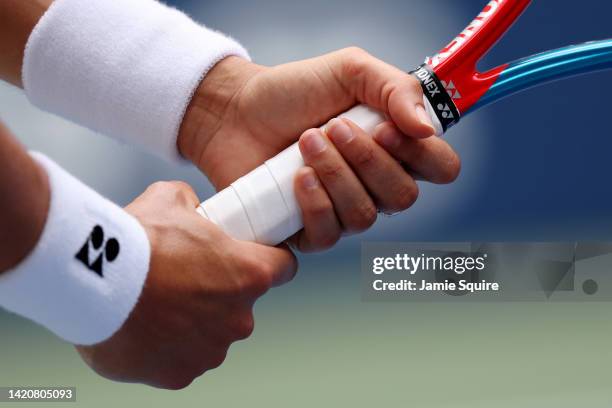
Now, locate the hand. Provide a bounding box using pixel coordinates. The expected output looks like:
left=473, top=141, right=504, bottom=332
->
left=178, top=49, right=460, bottom=251
left=75, top=181, right=297, bottom=389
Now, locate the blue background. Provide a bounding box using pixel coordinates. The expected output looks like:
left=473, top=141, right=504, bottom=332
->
left=171, top=0, right=612, bottom=244
left=457, top=0, right=612, bottom=241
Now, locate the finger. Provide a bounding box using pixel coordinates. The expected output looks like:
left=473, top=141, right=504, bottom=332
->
left=406, top=170, right=426, bottom=181
left=327, top=118, right=419, bottom=214
left=248, top=242, right=298, bottom=288
left=142, top=181, right=201, bottom=209
left=292, top=167, right=341, bottom=252
left=298, top=128, right=377, bottom=233
left=324, top=47, right=436, bottom=139
left=373, top=122, right=461, bottom=184
left=168, top=181, right=201, bottom=207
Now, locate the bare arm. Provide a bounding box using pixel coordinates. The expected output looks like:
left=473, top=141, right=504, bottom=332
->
left=0, top=1, right=55, bottom=273
left=0, top=122, right=50, bottom=273
left=0, top=0, right=52, bottom=87
left=0, top=0, right=460, bottom=258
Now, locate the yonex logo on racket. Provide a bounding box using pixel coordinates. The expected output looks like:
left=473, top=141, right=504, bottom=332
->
left=441, top=81, right=461, bottom=100
left=412, top=66, right=441, bottom=98
left=409, top=64, right=460, bottom=132
left=437, top=104, right=454, bottom=119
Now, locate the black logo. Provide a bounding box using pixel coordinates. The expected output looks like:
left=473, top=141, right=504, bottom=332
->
left=409, top=64, right=460, bottom=132
left=437, top=103, right=455, bottom=119
left=75, top=225, right=120, bottom=277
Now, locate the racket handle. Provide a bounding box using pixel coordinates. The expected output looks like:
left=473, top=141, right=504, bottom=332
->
left=197, top=98, right=441, bottom=245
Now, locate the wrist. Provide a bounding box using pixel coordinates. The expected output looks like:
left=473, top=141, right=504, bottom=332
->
left=0, top=153, right=151, bottom=345
left=23, top=0, right=251, bottom=163
left=8, top=160, right=50, bottom=270
left=178, top=56, right=262, bottom=167
left=0, top=135, right=50, bottom=274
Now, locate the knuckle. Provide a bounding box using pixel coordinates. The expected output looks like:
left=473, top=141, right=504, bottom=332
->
left=319, top=162, right=344, bottom=182
left=157, top=374, right=196, bottom=390
left=284, top=255, right=298, bottom=282
left=169, top=180, right=191, bottom=190
left=233, top=313, right=255, bottom=340
left=244, top=262, right=274, bottom=295
left=342, top=46, right=368, bottom=60
left=149, top=181, right=168, bottom=189
left=352, top=144, right=376, bottom=169
left=161, top=180, right=188, bottom=194
left=308, top=199, right=334, bottom=219
left=207, top=350, right=228, bottom=370
left=317, top=231, right=341, bottom=251
left=339, top=47, right=369, bottom=78
left=407, top=75, right=423, bottom=94
left=255, top=262, right=276, bottom=285
left=147, top=180, right=194, bottom=203
left=234, top=258, right=270, bottom=295
left=348, top=201, right=377, bottom=232
left=170, top=181, right=195, bottom=199
left=147, top=180, right=171, bottom=193
left=391, top=182, right=419, bottom=211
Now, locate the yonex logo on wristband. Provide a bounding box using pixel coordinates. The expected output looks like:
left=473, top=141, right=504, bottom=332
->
left=75, top=225, right=120, bottom=277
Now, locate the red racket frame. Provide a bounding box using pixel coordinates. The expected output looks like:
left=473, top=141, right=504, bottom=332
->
left=426, top=0, right=532, bottom=114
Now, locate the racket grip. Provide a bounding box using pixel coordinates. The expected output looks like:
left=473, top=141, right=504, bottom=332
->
left=197, top=99, right=441, bottom=245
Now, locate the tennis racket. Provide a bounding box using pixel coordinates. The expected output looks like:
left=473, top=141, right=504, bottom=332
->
left=197, top=0, right=612, bottom=245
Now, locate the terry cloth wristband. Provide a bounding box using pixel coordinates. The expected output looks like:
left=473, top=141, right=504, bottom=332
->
left=22, top=0, right=250, bottom=163
left=0, top=153, right=150, bottom=345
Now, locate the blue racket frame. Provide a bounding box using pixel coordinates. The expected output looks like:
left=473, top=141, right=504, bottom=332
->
left=468, top=39, right=612, bottom=114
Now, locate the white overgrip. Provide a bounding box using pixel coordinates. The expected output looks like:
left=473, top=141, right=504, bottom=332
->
left=198, top=99, right=441, bottom=245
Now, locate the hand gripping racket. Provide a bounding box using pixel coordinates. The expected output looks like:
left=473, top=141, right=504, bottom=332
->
left=197, top=0, right=612, bottom=245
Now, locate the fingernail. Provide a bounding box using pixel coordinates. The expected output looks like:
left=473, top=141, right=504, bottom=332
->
left=301, top=171, right=318, bottom=189
left=374, top=124, right=401, bottom=149
left=327, top=118, right=354, bottom=145
left=301, top=130, right=327, bottom=155
left=415, top=104, right=434, bottom=131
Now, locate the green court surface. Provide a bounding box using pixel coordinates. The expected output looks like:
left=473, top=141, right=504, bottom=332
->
left=2, top=258, right=612, bottom=408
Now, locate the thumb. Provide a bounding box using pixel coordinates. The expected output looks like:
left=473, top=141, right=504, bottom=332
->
left=239, top=241, right=298, bottom=287
left=323, top=47, right=436, bottom=138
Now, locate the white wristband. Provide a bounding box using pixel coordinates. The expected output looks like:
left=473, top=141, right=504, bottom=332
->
left=23, top=0, right=250, bottom=163
left=0, top=153, right=150, bottom=345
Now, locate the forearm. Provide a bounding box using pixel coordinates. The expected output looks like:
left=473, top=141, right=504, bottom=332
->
left=0, top=122, right=50, bottom=273
left=0, top=0, right=52, bottom=87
